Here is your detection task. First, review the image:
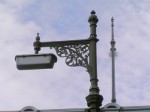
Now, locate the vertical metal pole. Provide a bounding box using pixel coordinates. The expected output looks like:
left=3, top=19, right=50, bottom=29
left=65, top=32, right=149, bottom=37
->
left=86, top=11, right=103, bottom=112
left=88, top=10, right=99, bottom=95
left=110, top=17, right=116, bottom=103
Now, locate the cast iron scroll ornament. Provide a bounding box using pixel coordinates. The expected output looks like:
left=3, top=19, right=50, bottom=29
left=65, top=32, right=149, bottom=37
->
left=54, top=44, right=89, bottom=69
left=34, top=33, right=90, bottom=69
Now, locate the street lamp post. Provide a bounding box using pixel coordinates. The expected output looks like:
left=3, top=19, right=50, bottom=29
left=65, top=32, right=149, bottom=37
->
left=85, top=11, right=103, bottom=112
left=18, top=11, right=103, bottom=112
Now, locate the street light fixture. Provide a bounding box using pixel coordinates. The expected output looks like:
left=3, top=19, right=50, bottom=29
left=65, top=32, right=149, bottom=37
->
left=15, top=53, right=57, bottom=70
left=15, top=11, right=103, bottom=112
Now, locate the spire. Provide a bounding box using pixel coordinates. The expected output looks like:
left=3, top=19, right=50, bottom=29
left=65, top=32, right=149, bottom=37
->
left=110, top=17, right=117, bottom=103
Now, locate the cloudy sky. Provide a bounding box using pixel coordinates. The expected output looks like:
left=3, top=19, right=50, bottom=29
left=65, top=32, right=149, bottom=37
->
left=0, top=0, right=150, bottom=111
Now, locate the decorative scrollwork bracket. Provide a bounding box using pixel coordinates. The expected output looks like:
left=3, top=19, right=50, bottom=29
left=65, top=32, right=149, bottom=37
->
left=34, top=35, right=90, bottom=70
left=54, top=44, right=89, bottom=68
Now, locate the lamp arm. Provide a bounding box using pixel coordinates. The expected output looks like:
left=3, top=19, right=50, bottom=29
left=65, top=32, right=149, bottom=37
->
left=34, top=39, right=90, bottom=70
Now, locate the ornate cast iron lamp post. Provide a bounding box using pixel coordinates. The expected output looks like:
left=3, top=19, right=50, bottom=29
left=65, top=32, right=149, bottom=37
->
left=33, top=11, right=103, bottom=112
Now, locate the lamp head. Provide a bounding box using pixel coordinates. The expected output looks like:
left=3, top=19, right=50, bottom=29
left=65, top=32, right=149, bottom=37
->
left=15, top=53, right=57, bottom=70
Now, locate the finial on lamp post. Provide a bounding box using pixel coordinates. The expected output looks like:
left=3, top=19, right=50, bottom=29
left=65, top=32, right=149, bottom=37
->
left=91, top=10, right=95, bottom=14
left=36, top=33, right=40, bottom=40
left=88, top=10, right=98, bottom=23
left=88, top=10, right=99, bottom=39
left=34, top=33, right=41, bottom=54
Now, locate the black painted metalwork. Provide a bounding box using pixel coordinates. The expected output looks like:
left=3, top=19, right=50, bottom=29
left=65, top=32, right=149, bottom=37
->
left=34, top=37, right=90, bottom=69
left=54, top=44, right=89, bottom=68
left=33, top=10, right=103, bottom=112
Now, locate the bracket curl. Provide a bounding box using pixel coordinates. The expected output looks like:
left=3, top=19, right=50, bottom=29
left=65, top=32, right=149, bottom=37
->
left=33, top=33, right=90, bottom=69
left=54, top=44, right=89, bottom=69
